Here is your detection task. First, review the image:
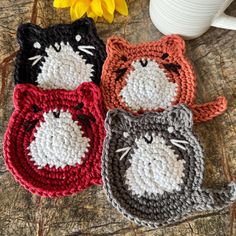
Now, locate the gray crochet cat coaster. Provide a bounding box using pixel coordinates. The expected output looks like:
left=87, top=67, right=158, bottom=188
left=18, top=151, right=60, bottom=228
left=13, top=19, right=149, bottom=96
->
left=102, top=105, right=236, bottom=228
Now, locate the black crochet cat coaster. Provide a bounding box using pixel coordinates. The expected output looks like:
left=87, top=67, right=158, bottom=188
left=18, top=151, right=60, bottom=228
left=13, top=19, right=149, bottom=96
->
left=15, top=17, right=106, bottom=89
left=102, top=105, right=236, bottom=228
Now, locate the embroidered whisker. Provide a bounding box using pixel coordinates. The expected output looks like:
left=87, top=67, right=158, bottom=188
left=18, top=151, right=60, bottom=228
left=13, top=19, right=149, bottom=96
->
left=172, top=142, right=186, bottom=150
left=23, top=120, right=39, bottom=132
left=116, top=147, right=131, bottom=160
left=170, top=139, right=188, bottom=150
left=115, top=68, right=127, bottom=81
left=163, top=63, right=181, bottom=75
left=170, top=139, right=189, bottom=144
left=28, top=55, right=43, bottom=66
left=78, top=45, right=95, bottom=55
left=77, top=114, right=95, bottom=128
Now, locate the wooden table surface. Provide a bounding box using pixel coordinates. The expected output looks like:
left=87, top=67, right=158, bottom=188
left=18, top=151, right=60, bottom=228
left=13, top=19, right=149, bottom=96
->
left=0, top=0, right=236, bottom=235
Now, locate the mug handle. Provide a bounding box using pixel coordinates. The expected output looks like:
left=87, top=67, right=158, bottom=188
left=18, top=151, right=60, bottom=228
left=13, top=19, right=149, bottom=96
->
left=211, top=13, right=236, bottom=30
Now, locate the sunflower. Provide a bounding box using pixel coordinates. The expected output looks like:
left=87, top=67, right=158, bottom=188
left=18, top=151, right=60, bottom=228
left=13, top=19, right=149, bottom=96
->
left=53, top=0, right=128, bottom=23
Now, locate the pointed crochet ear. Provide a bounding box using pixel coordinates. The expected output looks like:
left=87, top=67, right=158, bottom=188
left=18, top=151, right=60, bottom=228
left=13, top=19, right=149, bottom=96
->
left=17, top=23, right=42, bottom=47
left=105, top=109, right=132, bottom=132
left=165, top=105, right=193, bottom=129
left=13, top=84, right=41, bottom=109
left=76, top=82, right=102, bottom=106
left=106, top=36, right=130, bottom=53
left=71, top=17, right=97, bottom=35
left=159, top=34, right=186, bottom=54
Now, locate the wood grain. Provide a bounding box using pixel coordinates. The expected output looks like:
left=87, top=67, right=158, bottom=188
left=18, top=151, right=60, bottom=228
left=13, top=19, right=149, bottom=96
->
left=0, top=0, right=236, bottom=235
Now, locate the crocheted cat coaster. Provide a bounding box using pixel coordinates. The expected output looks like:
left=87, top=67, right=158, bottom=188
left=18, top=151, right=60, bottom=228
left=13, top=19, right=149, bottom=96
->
left=4, top=82, right=105, bottom=197
left=102, top=105, right=236, bottom=227
left=101, top=35, right=227, bottom=122
left=15, top=17, right=106, bottom=89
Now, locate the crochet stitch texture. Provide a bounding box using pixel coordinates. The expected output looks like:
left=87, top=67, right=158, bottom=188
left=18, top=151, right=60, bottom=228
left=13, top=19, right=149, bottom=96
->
left=4, top=82, right=105, bottom=197
left=101, top=35, right=227, bottom=122
left=102, top=105, right=236, bottom=227
left=15, top=17, right=106, bottom=89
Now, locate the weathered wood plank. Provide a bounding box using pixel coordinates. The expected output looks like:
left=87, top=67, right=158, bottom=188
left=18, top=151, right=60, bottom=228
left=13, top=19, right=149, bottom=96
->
left=0, top=0, right=235, bottom=235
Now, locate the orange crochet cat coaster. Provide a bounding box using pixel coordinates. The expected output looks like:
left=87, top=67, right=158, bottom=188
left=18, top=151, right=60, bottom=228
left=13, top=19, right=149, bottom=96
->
left=101, top=35, right=227, bottom=122
left=4, top=82, right=105, bottom=197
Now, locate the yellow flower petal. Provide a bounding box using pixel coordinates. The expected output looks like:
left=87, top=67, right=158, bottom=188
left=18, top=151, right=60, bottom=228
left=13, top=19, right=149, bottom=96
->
left=87, top=7, right=98, bottom=21
left=115, top=0, right=128, bottom=16
left=74, top=0, right=90, bottom=19
left=102, top=2, right=114, bottom=23
left=102, top=0, right=115, bottom=14
left=53, top=0, right=74, bottom=8
left=91, top=0, right=103, bottom=17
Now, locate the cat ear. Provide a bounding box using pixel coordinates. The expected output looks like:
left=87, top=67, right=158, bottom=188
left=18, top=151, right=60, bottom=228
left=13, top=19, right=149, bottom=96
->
left=165, top=105, right=193, bottom=129
left=13, top=84, right=41, bottom=109
left=17, top=23, right=42, bottom=47
left=159, top=34, right=186, bottom=54
left=76, top=82, right=102, bottom=106
left=106, top=36, right=129, bottom=53
left=105, top=109, right=132, bottom=133
left=71, top=17, right=97, bottom=35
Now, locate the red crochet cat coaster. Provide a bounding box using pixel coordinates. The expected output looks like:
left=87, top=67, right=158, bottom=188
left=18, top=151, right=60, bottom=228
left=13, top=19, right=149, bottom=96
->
left=4, top=82, right=105, bottom=197
left=101, top=35, right=227, bottom=122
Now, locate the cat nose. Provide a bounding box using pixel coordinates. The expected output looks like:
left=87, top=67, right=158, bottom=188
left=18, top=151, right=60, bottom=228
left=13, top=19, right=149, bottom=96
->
left=52, top=43, right=61, bottom=52
left=53, top=110, right=60, bottom=118
left=143, top=135, right=153, bottom=144
left=139, top=59, right=148, bottom=67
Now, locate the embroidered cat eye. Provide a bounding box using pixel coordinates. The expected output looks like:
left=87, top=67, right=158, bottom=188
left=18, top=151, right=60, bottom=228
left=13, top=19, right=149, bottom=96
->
left=31, top=104, right=41, bottom=113
left=167, top=126, right=174, bottom=133
left=123, top=132, right=129, bottom=138
left=33, top=42, right=41, bottom=49
left=75, top=34, right=82, bottom=42
left=75, top=102, right=84, bottom=110
left=161, top=53, right=169, bottom=60
left=121, top=55, right=128, bottom=61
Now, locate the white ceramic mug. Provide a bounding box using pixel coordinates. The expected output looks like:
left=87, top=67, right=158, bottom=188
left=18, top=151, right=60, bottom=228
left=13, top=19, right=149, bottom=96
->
left=149, top=0, right=236, bottom=39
